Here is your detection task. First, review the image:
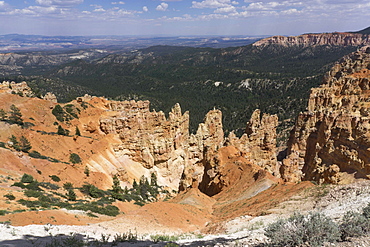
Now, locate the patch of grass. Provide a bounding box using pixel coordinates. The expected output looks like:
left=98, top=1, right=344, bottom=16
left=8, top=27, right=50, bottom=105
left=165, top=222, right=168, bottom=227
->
left=113, top=231, right=138, bottom=243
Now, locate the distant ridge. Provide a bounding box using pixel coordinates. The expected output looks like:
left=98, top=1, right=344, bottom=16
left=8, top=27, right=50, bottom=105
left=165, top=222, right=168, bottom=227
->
left=356, top=26, right=370, bottom=34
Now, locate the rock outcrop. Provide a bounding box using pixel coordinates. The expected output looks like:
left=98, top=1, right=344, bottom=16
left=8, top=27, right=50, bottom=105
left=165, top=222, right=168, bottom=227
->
left=0, top=81, right=34, bottom=97
left=98, top=99, right=279, bottom=192
left=226, top=109, right=279, bottom=177
left=253, top=33, right=370, bottom=47
left=42, top=92, right=57, bottom=103
left=282, top=46, right=370, bottom=184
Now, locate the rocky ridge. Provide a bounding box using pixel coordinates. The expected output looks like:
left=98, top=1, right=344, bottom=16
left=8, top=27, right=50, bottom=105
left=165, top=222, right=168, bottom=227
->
left=253, top=32, right=370, bottom=47
left=98, top=100, right=278, bottom=193
left=0, top=80, right=34, bottom=97
left=282, top=46, right=370, bottom=184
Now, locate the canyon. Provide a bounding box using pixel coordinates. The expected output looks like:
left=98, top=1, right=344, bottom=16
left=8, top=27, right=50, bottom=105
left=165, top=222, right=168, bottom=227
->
left=0, top=40, right=369, bottom=246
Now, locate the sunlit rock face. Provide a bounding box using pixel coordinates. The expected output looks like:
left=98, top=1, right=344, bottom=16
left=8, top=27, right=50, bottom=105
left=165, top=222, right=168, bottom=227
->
left=253, top=33, right=370, bottom=48
left=282, top=46, right=370, bottom=184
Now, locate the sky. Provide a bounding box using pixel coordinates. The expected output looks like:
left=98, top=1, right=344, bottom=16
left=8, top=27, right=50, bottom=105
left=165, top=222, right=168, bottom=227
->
left=0, top=0, right=369, bottom=36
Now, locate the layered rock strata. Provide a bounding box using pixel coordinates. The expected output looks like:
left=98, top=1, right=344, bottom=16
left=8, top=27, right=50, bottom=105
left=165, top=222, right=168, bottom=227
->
left=226, top=109, right=279, bottom=177
left=99, top=100, right=279, bottom=193
left=282, top=47, right=370, bottom=183
left=253, top=33, right=370, bottom=47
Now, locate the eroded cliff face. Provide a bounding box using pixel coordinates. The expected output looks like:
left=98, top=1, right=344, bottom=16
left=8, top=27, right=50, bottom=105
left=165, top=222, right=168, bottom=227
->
left=226, top=109, right=279, bottom=177
left=253, top=33, right=370, bottom=47
left=98, top=100, right=278, bottom=193
left=282, top=46, right=370, bottom=184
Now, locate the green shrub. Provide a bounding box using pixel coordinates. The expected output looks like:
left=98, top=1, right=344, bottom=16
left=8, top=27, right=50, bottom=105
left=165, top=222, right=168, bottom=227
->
left=151, top=234, right=179, bottom=243
left=29, top=150, right=42, bottom=158
left=0, top=210, right=9, bottom=216
left=80, top=184, right=105, bottom=198
left=25, top=181, right=42, bottom=191
left=265, top=212, right=340, bottom=247
left=52, top=104, right=65, bottom=122
left=24, top=189, right=43, bottom=198
left=63, top=182, right=74, bottom=190
left=69, top=153, right=81, bottom=164
left=12, top=182, right=26, bottom=189
left=39, top=182, right=59, bottom=190
left=49, top=175, right=61, bottom=182
left=20, top=174, right=34, bottom=183
left=113, top=231, right=138, bottom=243
left=4, top=193, right=15, bottom=200
left=362, top=203, right=370, bottom=218
left=340, top=211, right=370, bottom=240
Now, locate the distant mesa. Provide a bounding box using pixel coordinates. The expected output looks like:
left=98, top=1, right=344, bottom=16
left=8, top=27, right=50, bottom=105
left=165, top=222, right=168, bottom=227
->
left=253, top=27, right=370, bottom=47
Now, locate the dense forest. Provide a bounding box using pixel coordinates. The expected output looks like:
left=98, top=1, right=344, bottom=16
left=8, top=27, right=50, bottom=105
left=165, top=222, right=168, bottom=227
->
left=2, top=43, right=358, bottom=142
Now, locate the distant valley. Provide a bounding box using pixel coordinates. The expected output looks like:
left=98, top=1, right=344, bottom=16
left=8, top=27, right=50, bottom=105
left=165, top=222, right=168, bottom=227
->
left=0, top=28, right=369, bottom=139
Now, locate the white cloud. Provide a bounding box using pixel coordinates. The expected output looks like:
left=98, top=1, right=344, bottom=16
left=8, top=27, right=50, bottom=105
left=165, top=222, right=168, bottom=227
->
left=192, top=0, right=237, bottom=9
left=9, top=5, right=62, bottom=16
left=111, top=1, right=125, bottom=4
left=214, top=5, right=236, bottom=13
left=35, top=0, right=83, bottom=6
left=281, top=8, right=301, bottom=15
left=156, top=2, right=169, bottom=11
left=143, top=6, right=148, bottom=12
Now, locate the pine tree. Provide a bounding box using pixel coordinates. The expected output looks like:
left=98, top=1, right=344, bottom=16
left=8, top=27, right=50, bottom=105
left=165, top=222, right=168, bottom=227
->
left=132, top=179, right=138, bottom=189
left=84, top=166, right=90, bottom=176
left=19, top=136, right=32, bottom=153
left=9, top=135, right=20, bottom=151
left=111, top=175, right=123, bottom=200
left=150, top=172, right=158, bottom=187
left=75, top=126, right=81, bottom=136
left=57, top=125, right=69, bottom=136
left=0, top=109, right=7, bottom=121
left=67, top=189, right=77, bottom=201
left=8, top=104, right=23, bottom=125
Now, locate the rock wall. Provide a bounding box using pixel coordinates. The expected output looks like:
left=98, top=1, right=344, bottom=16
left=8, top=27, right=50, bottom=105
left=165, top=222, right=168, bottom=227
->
left=226, top=109, right=279, bottom=177
left=282, top=46, right=370, bottom=184
left=253, top=33, right=370, bottom=47
left=99, top=100, right=278, bottom=192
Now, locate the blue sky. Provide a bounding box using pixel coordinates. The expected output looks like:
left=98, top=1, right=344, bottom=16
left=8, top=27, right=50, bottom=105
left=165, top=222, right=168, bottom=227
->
left=0, top=0, right=369, bottom=36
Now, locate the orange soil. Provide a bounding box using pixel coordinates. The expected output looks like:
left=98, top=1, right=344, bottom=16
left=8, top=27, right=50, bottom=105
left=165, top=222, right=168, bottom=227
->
left=0, top=210, right=112, bottom=226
